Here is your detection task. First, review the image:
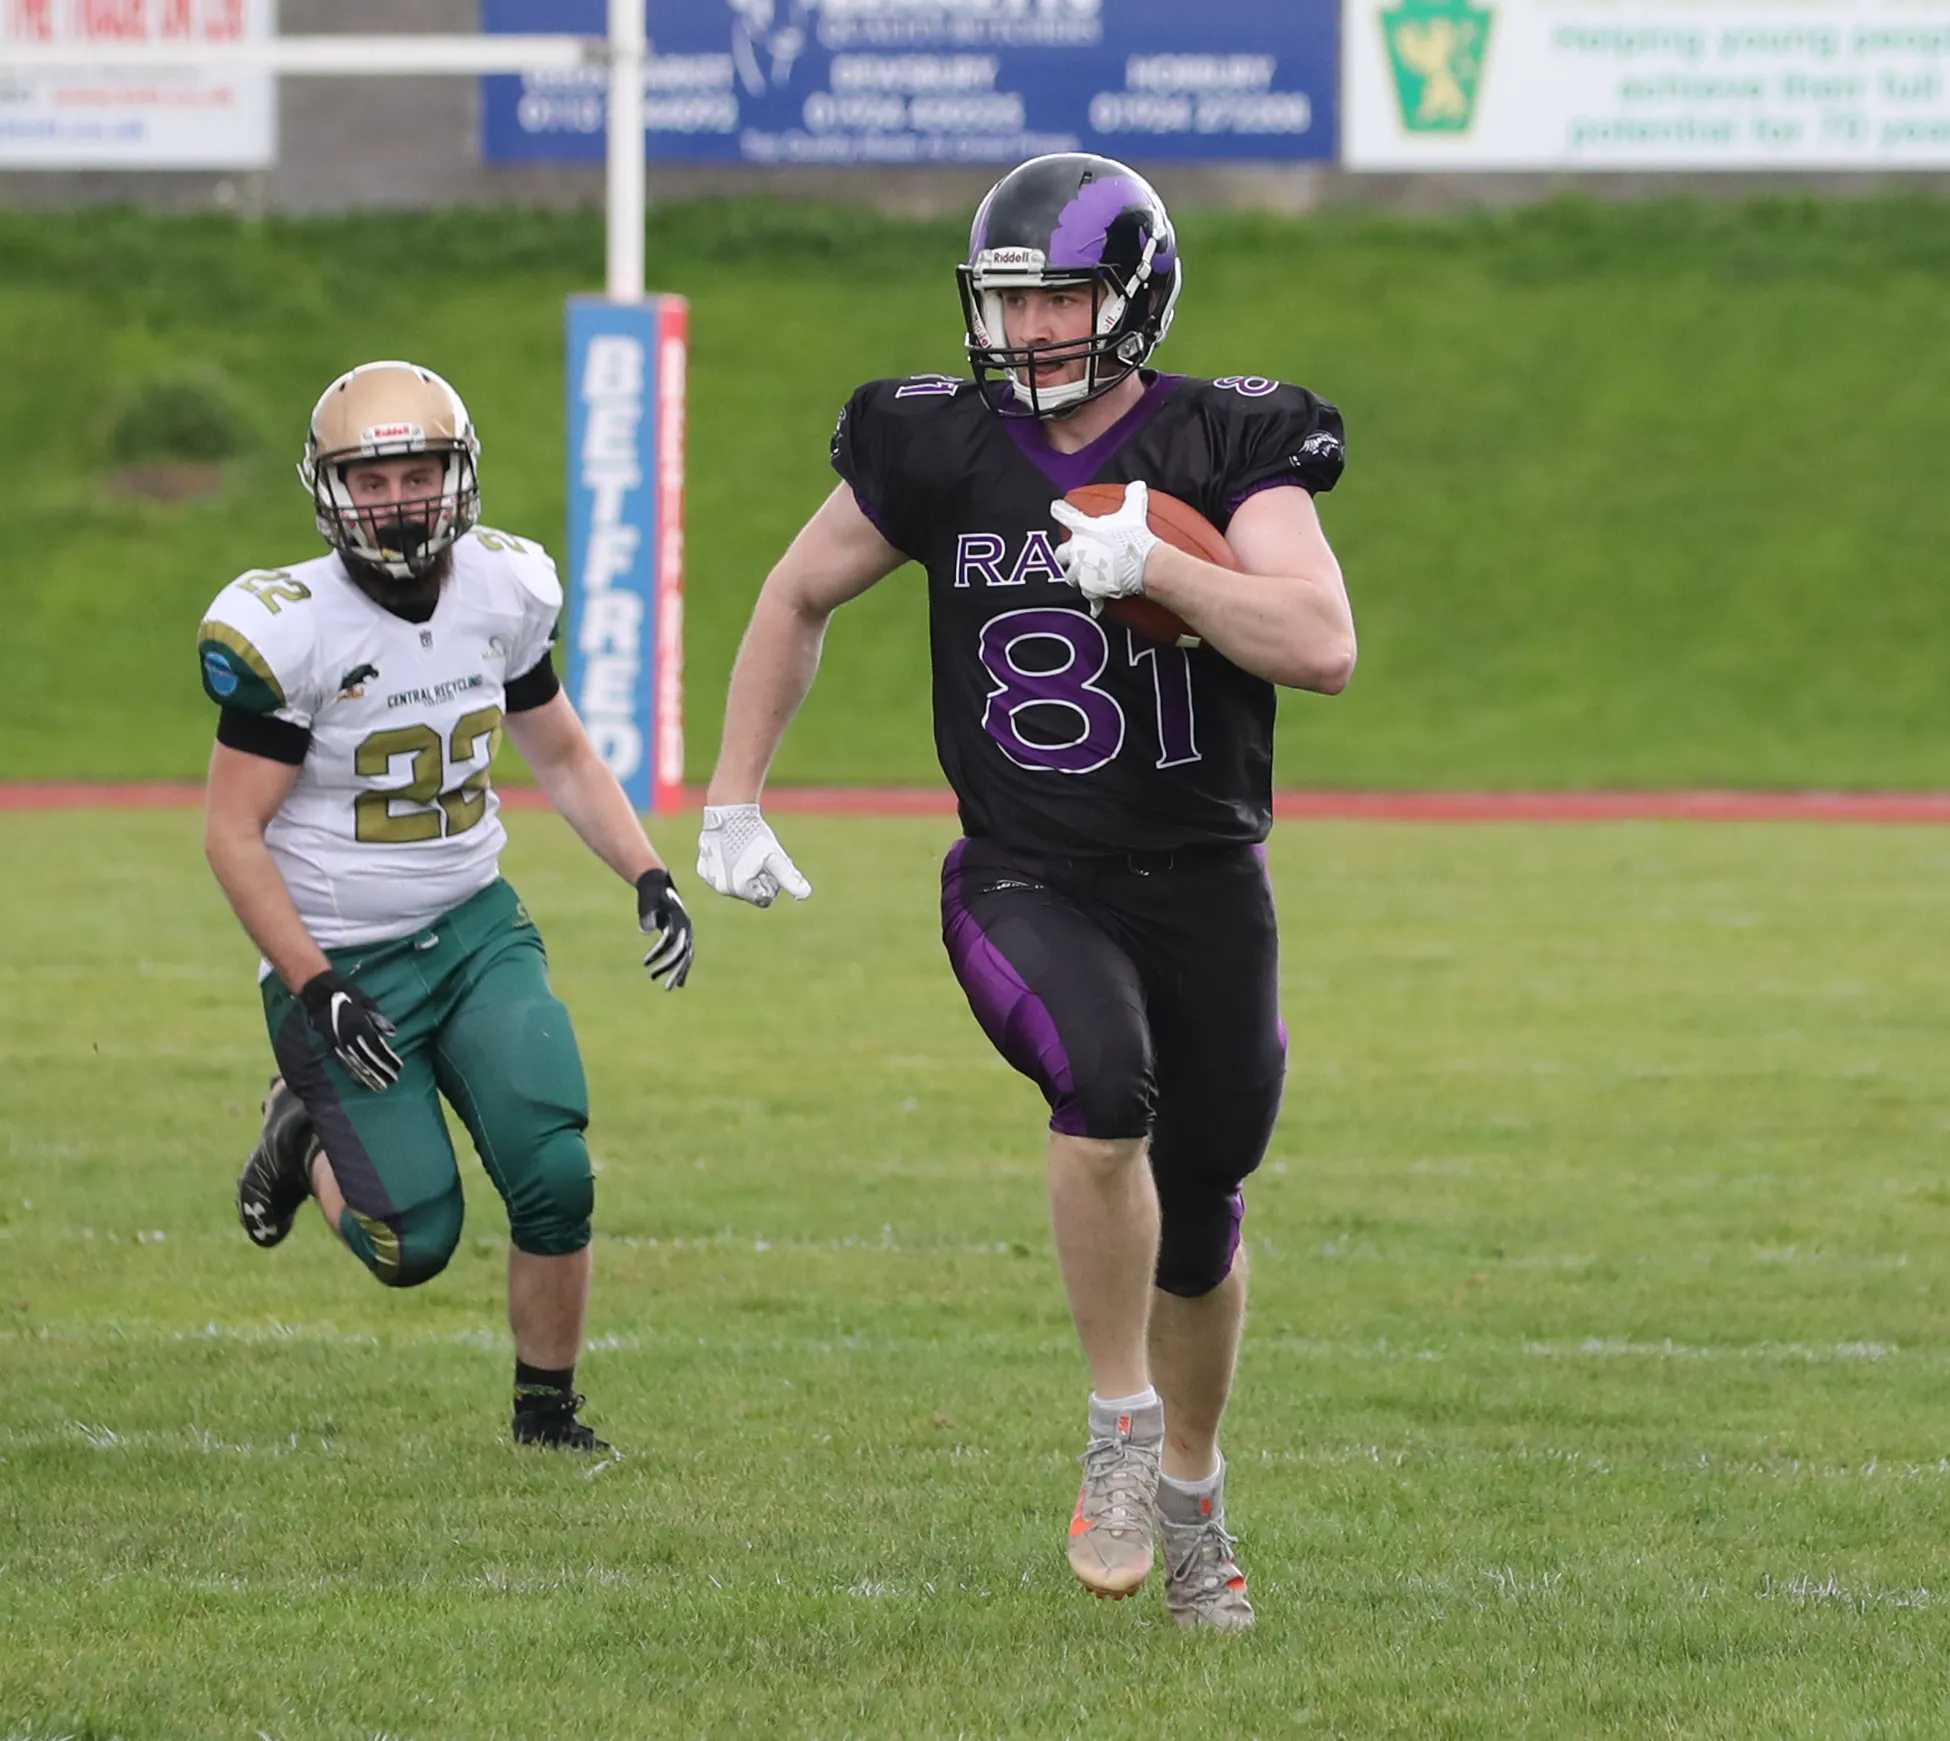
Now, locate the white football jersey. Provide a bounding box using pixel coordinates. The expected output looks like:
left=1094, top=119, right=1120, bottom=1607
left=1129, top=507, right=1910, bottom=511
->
left=199, top=529, right=561, bottom=950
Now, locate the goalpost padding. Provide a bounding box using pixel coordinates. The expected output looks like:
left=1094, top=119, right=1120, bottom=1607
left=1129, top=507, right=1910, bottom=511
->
left=564, top=295, right=687, bottom=815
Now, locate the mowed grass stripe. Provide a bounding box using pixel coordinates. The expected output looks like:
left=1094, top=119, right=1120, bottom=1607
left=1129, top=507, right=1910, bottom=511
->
left=3, top=811, right=1950, bottom=1737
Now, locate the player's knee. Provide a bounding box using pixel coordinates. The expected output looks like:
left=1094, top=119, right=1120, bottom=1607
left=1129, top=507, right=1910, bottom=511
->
left=1155, top=1186, right=1247, bottom=1298
left=1052, top=1030, right=1154, bottom=1141
left=349, top=1186, right=464, bottom=1289
left=508, top=1126, right=593, bottom=1257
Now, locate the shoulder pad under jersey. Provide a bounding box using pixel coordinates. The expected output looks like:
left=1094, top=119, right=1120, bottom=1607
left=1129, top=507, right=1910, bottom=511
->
left=198, top=565, right=325, bottom=719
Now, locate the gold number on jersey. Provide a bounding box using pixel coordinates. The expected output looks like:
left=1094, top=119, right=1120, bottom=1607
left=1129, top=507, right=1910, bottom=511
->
left=353, top=725, right=444, bottom=843
left=237, top=571, right=313, bottom=615
left=438, top=706, right=505, bottom=836
left=353, top=707, right=506, bottom=844
left=473, top=528, right=529, bottom=555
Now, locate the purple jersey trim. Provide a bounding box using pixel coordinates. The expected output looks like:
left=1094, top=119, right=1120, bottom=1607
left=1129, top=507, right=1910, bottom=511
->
left=1002, top=372, right=1183, bottom=495
left=1227, top=474, right=1314, bottom=518
left=941, top=838, right=1091, bottom=1136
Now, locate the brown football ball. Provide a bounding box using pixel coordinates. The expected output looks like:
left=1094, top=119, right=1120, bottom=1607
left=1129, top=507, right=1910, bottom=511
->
left=1058, top=483, right=1236, bottom=648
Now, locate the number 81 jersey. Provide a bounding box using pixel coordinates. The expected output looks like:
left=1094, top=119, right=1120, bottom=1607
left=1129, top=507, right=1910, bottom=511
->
left=197, top=529, right=561, bottom=950
left=831, top=370, right=1347, bottom=857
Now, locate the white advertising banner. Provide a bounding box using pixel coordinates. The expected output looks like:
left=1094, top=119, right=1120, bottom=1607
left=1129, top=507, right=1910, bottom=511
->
left=0, top=0, right=276, bottom=169
left=1344, top=0, right=1950, bottom=168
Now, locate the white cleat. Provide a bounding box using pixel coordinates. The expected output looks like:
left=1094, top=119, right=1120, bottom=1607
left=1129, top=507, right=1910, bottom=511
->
left=1157, top=1459, right=1255, bottom=1631
left=1067, top=1396, right=1164, bottom=1599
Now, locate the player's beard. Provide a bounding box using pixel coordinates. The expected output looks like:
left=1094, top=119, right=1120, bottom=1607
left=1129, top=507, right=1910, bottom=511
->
left=339, top=542, right=454, bottom=624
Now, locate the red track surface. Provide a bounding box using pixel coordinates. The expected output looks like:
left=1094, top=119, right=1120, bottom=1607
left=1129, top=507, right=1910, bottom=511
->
left=7, top=782, right=1950, bottom=822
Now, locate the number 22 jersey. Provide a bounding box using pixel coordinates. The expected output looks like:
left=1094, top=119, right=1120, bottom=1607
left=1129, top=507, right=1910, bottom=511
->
left=197, top=529, right=561, bottom=951
left=830, top=370, right=1346, bottom=858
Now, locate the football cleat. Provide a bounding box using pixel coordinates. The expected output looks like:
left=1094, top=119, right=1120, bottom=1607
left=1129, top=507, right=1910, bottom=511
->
left=1067, top=1395, right=1164, bottom=1598
left=236, top=1077, right=318, bottom=1249
left=511, top=1392, right=613, bottom=1454
left=1157, top=1463, right=1255, bottom=1632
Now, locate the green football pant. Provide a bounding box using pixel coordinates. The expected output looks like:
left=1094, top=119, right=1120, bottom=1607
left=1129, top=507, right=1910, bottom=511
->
left=263, top=878, right=593, bottom=1287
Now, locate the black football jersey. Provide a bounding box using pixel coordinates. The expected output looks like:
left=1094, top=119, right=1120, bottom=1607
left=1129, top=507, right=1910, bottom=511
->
left=831, top=370, right=1346, bottom=856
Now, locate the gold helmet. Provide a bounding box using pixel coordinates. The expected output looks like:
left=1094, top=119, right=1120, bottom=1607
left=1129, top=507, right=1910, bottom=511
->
left=298, top=360, right=480, bottom=580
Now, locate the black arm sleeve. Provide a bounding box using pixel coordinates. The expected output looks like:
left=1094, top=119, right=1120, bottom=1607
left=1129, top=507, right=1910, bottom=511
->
left=505, top=647, right=561, bottom=714
left=216, top=705, right=310, bottom=765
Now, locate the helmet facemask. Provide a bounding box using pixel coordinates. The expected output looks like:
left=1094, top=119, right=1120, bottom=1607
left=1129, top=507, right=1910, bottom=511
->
left=304, top=443, right=479, bottom=581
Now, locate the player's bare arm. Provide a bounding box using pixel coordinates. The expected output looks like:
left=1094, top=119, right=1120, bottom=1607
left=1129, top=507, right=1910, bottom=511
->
left=203, top=742, right=328, bottom=992
left=505, top=691, right=666, bottom=883
left=1143, top=485, right=1356, bottom=693
left=506, top=691, right=694, bottom=987
left=707, top=483, right=904, bottom=804
left=698, top=483, right=903, bottom=906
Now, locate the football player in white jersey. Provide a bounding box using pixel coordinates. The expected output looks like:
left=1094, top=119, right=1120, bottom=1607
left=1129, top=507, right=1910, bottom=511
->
left=200, top=360, right=693, bottom=1452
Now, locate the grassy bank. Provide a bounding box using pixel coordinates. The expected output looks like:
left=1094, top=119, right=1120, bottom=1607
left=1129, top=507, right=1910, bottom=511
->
left=6, top=196, right=1949, bottom=787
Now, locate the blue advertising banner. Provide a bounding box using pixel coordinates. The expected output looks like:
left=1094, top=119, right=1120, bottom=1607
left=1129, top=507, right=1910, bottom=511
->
left=484, top=0, right=1335, bottom=165
left=564, top=296, right=688, bottom=815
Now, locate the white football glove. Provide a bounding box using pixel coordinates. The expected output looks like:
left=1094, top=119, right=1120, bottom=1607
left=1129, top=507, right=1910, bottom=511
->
left=1050, top=480, right=1160, bottom=614
left=696, top=803, right=812, bottom=908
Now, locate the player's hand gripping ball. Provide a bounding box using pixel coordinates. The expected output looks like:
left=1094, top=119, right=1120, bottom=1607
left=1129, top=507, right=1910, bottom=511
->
left=1052, top=482, right=1239, bottom=649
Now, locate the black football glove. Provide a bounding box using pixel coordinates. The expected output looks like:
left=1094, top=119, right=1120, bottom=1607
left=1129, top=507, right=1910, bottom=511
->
left=636, top=868, right=695, bottom=991
left=299, top=970, right=403, bottom=1093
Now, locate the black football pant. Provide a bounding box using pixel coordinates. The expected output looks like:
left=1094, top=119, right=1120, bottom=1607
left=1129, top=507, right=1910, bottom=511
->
left=940, top=835, right=1286, bottom=1297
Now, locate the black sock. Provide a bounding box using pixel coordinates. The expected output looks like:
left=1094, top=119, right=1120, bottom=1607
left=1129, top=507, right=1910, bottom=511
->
left=514, top=1360, right=575, bottom=1411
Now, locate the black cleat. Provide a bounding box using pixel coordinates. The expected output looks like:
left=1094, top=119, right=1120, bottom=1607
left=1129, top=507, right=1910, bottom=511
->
left=512, top=1393, right=613, bottom=1453
left=237, top=1077, right=317, bottom=1248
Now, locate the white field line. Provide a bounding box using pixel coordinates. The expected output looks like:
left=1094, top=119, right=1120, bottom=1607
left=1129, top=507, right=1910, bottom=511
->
left=15, top=1418, right=1950, bottom=1489
left=0, top=1320, right=1924, bottom=1374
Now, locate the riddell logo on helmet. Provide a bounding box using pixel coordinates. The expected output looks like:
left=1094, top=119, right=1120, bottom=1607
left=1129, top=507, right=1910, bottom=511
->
left=362, top=422, right=423, bottom=446
left=980, top=247, right=1045, bottom=269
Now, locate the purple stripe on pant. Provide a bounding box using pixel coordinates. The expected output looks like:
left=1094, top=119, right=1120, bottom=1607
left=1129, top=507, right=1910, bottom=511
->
left=940, top=838, right=1092, bottom=1136
left=1223, top=1188, right=1246, bottom=1277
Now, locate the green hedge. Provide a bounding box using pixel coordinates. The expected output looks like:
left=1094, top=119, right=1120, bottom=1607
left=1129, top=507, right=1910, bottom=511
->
left=7, top=196, right=1950, bottom=787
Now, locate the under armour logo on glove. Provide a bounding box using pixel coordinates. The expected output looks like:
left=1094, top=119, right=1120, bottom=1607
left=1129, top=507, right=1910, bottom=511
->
left=1050, top=480, right=1160, bottom=613
left=298, top=970, right=402, bottom=1093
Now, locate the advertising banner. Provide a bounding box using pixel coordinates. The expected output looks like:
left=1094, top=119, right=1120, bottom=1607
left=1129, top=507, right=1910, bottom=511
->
left=0, top=0, right=275, bottom=169
left=565, top=296, right=688, bottom=815
left=1346, top=0, right=1950, bottom=168
left=484, top=0, right=1335, bottom=166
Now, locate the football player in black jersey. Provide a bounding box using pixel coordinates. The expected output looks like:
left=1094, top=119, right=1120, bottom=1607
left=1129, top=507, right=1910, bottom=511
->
left=697, top=153, right=1355, bottom=1630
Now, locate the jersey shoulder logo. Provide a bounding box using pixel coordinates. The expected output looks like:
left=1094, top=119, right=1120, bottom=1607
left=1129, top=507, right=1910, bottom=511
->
left=1293, top=431, right=1345, bottom=463
left=337, top=663, right=380, bottom=700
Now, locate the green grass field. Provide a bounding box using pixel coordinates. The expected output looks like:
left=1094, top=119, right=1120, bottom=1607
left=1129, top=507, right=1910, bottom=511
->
left=8, top=195, right=1950, bottom=791
left=7, top=806, right=1950, bottom=1737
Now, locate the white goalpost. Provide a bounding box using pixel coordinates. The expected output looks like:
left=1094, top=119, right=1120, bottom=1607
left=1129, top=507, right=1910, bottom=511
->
left=1, top=0, right=685, bottom=812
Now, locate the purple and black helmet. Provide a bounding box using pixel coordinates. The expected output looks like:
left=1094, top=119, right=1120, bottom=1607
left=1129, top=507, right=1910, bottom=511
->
left=957, top=153, right=1181, bottom=420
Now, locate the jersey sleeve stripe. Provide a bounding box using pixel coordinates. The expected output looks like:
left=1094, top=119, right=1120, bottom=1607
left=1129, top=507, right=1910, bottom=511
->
left=197, top=620, right=287, bottom=707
